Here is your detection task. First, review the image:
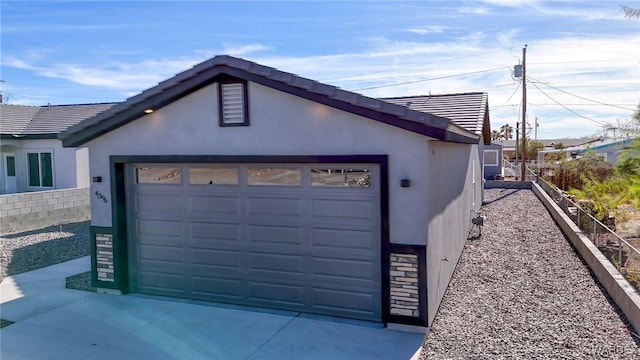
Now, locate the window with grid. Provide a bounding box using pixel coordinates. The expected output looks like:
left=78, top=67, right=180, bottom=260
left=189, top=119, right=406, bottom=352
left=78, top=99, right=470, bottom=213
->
left=27, top=152, right=53, bottom=187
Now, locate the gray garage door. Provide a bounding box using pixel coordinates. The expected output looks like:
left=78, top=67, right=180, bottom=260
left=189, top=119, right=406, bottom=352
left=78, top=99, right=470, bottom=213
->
left=126, top=163, right=381, bottom=321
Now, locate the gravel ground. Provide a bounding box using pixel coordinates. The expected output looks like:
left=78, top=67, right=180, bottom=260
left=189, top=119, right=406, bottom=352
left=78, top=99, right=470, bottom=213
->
left=0, top=221, right=90, bottom=283
left=421, top=189, right=640, bottom=359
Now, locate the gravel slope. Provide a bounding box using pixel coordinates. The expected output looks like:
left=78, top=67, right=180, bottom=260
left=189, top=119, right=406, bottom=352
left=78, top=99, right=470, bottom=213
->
left=0, top=221, right=90, bottom=282
left=422, top=189, right=640, bottom=359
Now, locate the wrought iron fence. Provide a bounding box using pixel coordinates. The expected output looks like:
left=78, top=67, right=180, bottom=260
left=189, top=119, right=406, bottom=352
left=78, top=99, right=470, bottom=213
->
left=536, top=177, right=640, bottom=290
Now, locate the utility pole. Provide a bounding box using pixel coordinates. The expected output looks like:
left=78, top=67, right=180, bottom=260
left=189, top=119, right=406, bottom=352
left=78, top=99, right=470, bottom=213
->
left=534, top=117, right=539, bottom=140
left=515, top=122, right=520, bottom=179
left=520, top=45, right=527, bottom=181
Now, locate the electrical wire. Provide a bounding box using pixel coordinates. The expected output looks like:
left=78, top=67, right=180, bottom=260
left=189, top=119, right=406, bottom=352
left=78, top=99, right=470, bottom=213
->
left=349, top=66, right=510, bottom=91
left=528, top=76, right=636, bottom=111
left=320, top=47, right=516, bottom=83
left=528, top=81, right=609, bottom=127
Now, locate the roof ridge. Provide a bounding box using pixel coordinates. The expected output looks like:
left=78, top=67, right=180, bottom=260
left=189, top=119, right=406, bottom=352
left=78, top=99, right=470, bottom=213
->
left=60, top=55, right=484, bottom=146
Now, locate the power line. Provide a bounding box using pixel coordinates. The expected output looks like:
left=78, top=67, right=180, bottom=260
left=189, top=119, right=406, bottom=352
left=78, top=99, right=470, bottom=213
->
left=528, top=76, right=636, bottom=111
left=349, top=66, right=509, bottom=91
left=529, top=81, right=609, bottom=127
left=320, top=47, right=515, bottom=83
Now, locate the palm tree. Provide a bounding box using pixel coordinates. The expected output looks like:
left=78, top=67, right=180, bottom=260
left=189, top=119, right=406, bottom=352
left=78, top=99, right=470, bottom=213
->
left=491, top=130, right=502, bottom=141
left=500, top=124, right=514, bottom=140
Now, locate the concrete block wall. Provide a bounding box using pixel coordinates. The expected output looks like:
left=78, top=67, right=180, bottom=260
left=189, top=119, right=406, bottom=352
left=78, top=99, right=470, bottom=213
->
left=0, top=188, right=90, bottom=234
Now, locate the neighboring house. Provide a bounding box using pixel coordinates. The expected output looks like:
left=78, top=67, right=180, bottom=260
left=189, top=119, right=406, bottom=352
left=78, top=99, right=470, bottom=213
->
left=0, top=103, right=115, bottom=194
left=538, top=138, right=634, bottom=168
left=502, top=137, right=600, bottom=161
left=59, top=55, right=491, bottom=327
left=482, top=141, right=504, bottom=180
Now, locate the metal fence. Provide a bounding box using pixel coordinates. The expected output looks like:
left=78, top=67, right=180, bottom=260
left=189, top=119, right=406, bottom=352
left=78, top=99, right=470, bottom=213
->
left=502, top=159, right=538, bottom=181
left=536, top=177, right=640, bottom=289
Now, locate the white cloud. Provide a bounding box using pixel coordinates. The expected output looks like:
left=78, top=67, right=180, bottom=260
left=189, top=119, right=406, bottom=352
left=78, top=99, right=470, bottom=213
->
left=221, top=43, right=273, bottom=56
left=406, top=26, right=447, bottom=35
left=4, top=28, right=638, bottom=138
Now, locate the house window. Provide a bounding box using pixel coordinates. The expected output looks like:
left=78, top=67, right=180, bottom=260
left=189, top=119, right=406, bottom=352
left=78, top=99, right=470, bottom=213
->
left=218, top=80, right=249, bottom=126
left=483, top=150, right=499, bottom=167
left=6, top=156, right=15, bottom=177
left=27, top=152, right=53, bottom=187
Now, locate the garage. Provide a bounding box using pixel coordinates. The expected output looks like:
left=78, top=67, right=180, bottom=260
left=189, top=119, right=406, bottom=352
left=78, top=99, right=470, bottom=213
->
left=60, top=55, right=489, bottom=327
left=126, top=163, right=382, bottom=321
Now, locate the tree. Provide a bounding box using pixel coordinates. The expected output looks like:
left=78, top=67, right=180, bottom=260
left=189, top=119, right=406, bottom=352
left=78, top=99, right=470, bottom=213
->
left=621, top=5, right=640, bottom=18
left=527, top=140, right=544, bottom=160
left=617, top=138, right=640, bottom=177
left=500, top=124, right=514, bottom=140
left=491, top=130, right=502, bottom=141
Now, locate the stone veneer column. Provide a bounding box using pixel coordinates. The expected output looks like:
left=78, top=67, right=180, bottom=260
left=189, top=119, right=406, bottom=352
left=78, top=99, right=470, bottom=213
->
left=389, top=253, right=420, bottom=317
left=95, top=233, right=115, bottom=282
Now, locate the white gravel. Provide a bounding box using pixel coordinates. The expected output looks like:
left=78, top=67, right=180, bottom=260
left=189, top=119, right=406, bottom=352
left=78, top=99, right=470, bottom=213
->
left=421, top=189, right=640, bottom=359
left=0, top=221, right=90, bottom=282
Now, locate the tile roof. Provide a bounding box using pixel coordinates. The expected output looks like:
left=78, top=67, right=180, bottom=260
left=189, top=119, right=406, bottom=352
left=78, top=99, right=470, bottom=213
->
left=60, top=55, right=486, bottom=147
left=382, top=93, right=489, bottom=136
left=1, top=103, right=116, bottom=138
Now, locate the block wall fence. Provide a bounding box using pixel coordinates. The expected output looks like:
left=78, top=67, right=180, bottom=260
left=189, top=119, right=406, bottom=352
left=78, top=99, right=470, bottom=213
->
left=0, top=188, right=90, bottom=234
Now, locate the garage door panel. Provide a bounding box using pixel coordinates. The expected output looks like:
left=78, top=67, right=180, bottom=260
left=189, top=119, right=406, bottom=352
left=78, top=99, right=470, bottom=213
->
left=311, top=199, right=376, bottom=224
left=249, top=282, right=305, bottom=306
left=247, top=225, right=303, bottom=246
left=135, top=194, right=182, bottom=214
left=248, top=252, right=304, bottom=276
left=310, top=287, right=378, bottom=318
left=191, top=248, right=242, bottom=269
left=192, top=276, right=243, bottom=300
left=188, top=195, right=240, bottom=216
left=311, top=228, right=376, bottom=255
left=137, top=219, right=183, bottom=237
left=190, top=222, right=241, bottom=244
left=137, top=244, right=183, bottom=263
left=137, top=271, right=186, bottom=293
left=312, top=257, right=377, bottom=283
left=247, top=197, right=303, bottom=217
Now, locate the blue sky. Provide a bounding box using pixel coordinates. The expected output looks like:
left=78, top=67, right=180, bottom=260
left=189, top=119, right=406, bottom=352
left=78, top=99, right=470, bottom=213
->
left=1, top=0, right=639, bottom=139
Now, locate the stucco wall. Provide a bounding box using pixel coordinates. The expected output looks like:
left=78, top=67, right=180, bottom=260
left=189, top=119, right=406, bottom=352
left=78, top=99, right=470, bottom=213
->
left=0, top=188, right=90, bottom=234
left=426, top=140, right=482, bottom=325
left=85, top=81, right=437, bottom=246
left=0, top=139, right=88, bottom=193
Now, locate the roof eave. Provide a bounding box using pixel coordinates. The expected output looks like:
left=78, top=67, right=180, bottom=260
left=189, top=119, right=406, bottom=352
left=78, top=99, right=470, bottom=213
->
left=60, top=57, right=480, bottom=147
left=1, top=133, right=59, bottom=140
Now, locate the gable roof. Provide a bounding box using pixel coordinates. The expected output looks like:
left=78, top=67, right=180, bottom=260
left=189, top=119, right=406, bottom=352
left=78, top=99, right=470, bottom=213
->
left=383, top=92, right=490, bottom=145
left=1, top=103, right=116, bottom=139
left=59, top=55, right=484, bottom=147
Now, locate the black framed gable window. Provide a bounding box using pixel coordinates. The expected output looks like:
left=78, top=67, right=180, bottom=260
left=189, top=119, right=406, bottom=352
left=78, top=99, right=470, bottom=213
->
left=218, top=80, right=249, bottom=126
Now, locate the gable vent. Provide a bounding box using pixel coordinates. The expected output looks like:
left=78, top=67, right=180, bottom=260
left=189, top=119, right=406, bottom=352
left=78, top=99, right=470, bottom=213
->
left=221, top=83, right=246, bottom=125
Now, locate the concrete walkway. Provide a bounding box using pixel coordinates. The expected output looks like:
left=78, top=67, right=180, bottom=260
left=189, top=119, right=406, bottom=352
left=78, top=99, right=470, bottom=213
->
left=0, top=257, right=424, bottom=359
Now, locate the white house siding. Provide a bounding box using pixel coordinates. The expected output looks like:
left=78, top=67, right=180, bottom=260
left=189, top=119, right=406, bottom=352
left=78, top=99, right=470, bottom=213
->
left=85, top=82, right=436, bottom=248
left=426, top=140, right=482, bottom=325
left=0, top=139, right=88, bottom=193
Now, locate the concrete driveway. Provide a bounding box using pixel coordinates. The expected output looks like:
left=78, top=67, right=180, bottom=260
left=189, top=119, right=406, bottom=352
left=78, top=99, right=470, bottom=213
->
left=0, top=257, right=424, bottom=359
